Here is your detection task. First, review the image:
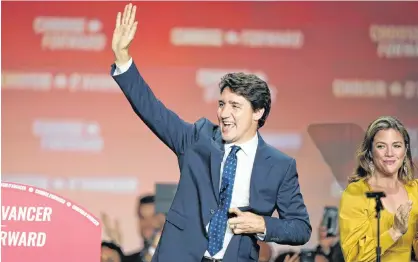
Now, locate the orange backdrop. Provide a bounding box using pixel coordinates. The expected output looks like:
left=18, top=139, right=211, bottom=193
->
left=2, top=1, right=418, bottom=254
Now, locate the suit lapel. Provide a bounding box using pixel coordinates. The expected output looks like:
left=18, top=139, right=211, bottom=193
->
left=250, top=135, right=272, bottom=204
left=210, top=129, right=224, bottom=204
left=209, top=131, right=272, bottom=205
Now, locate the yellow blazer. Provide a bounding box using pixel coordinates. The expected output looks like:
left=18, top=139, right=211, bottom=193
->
left=339, top=178, right=418, bottom=262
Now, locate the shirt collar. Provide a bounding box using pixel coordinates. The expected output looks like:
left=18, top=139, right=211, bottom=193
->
left=224, top=133, right=258, bottom=157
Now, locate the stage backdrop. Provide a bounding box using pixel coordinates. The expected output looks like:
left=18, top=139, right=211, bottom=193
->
left=2, top=1, right=418, bottom=254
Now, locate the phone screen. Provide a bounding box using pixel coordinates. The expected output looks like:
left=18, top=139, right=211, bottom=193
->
left=321, top=206, right=338, bottom=237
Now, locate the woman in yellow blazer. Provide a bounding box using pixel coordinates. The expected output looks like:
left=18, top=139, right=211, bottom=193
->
left=339, top=116, right=417, bottom=262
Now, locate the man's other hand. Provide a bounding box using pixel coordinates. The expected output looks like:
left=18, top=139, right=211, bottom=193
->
left=227, top=207, right=266, bottom=234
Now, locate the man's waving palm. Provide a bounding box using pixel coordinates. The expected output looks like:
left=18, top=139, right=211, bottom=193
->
left=112, top=3, right=138, bottom=66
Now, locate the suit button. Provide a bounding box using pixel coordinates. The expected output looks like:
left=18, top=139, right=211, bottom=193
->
left=210, top=209, right=215, bottom=214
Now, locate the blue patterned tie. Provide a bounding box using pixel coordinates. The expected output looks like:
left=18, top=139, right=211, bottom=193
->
left=207, top=145, right=240, bottom=256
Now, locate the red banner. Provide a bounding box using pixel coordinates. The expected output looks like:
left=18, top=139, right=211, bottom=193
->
left=1, top=182, right=101, bottom=262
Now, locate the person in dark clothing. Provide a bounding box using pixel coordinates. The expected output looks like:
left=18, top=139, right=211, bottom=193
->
left=314, top=226, right=344, bottom=262
left=124, top=195, right=161, bottom=262
left=102, top=241, right=124, bottom=262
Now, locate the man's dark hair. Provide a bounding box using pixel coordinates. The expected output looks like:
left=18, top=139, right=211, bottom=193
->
left=219, top=72, right=271, bottom=128
left=137, top=194, right=155, bottom=218
left=101, top=241, right=124, bottom=260
left=139, top=194, right=155, bottom=205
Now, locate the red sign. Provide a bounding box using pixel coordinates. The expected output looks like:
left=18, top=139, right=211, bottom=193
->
left=1, top=182, right=101, bottom=262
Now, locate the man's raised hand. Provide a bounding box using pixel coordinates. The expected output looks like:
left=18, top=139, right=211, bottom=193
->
left=112, top=3, right=138, bottom=65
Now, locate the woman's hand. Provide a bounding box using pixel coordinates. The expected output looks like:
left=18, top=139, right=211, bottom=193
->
left=390, top=200, right=412, bottom=240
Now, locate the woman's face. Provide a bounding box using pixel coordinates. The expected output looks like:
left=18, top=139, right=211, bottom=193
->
left=371, top=128, right=407, bottom=177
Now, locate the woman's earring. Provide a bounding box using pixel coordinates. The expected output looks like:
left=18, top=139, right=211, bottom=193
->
left=404, top=160, right=408, bottom=175
left=369, top=162, right=375, bottom=174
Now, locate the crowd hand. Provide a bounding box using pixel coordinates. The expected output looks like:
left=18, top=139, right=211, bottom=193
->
left=143, top=231, right=162, bottom=262
left=101, top=212, right=123, bottom=246
left=392, top=200, right=412, bottom=236
left=227, top=208, right=265, bottom=235
left=284, top=253, right=300, bottom=262
left=112, top=3, right=138, bottom=65
left=315, top=254, right=329, bottom=262
left=152, top=230, right=162, bottom=248
left=143, top=253, right=152, bottom=262
left=318, top=226, right=337, bottom=254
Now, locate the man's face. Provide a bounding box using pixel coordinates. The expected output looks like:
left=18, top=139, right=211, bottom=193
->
left=137, top=203, right=156, bottom=243
left=101, top=247, right=121, bottom=262
left=217, top=87, right=263, bottom=144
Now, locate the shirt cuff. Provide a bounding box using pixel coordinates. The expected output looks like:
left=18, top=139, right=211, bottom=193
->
left=256, top=229, right=266, bottom=241
left=113, top=58, right=133, bottom=76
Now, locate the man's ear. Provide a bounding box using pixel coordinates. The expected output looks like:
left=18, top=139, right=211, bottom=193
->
left=253, top=108, right=265, bottom=121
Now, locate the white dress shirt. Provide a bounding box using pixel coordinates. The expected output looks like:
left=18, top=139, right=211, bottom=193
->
left=203, top=133, right=259, bottom=259
left=114, top=59, right=264, bottom=259
left=113, top=58, right=133, bottom=76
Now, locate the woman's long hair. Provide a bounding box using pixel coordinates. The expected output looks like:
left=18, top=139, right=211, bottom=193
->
left=349, top=116, right=416, bottom=184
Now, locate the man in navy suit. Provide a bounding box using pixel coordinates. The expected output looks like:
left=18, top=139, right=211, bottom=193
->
left=111, top=4, right=311, bottom=262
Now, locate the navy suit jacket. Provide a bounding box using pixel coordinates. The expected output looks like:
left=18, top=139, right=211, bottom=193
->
left=111, top=61, right=311, bottom=262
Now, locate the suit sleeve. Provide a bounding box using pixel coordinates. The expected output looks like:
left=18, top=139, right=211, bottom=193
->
left=339, top=186, right=397, bottom=262
left=111, top=59, right=197, bottom=155
left=263, top=159, right=312, bottom=245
